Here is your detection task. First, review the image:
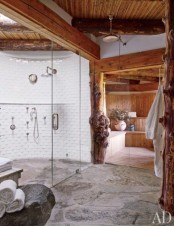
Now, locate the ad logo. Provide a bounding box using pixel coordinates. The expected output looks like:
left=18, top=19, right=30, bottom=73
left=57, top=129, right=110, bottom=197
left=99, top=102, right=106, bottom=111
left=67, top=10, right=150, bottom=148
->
left=152, top=211, right=172, bottom=224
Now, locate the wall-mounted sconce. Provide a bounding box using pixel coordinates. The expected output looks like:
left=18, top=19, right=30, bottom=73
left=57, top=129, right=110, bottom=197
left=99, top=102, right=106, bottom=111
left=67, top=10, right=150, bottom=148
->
left=28, top=74, right=38, bottom=84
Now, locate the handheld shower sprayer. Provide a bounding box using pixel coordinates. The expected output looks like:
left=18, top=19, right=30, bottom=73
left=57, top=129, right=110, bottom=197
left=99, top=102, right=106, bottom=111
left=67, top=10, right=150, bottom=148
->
left=30, top=108, right=39, bottom=143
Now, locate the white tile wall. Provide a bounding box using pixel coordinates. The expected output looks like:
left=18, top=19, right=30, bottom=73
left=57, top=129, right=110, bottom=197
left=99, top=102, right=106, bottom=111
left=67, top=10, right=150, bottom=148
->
left=0, top=52, right=91, bottom=162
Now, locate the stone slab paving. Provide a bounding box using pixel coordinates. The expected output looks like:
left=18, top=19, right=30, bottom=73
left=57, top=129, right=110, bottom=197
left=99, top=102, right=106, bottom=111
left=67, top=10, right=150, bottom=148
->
left=46, top=164, right=174, bottom=226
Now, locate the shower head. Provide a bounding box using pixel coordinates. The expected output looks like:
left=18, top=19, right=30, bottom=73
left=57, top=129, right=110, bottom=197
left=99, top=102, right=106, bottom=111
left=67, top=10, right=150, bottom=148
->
left=41, top=66, right=57, bottom=77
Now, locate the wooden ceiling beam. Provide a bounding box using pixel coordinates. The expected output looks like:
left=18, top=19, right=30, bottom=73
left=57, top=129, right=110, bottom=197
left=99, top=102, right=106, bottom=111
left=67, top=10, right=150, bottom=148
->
left=0, top=22, right=32, bottom=33
left=72, top=18, right=165, bottom=35
left=106, top=82, right=158, bottom=92
left=106, top=65, right=163, bottom=74
left=96, top=48, right=165, bottom=73
left=121, top=0, right=162, bottom=2
left=104, top=77, right=140, bottom=84
left=105, top=74, right=161, bottom=82
left=0, top=39, right=66, bottom=51
left=0, top=0, right=100, bottom=60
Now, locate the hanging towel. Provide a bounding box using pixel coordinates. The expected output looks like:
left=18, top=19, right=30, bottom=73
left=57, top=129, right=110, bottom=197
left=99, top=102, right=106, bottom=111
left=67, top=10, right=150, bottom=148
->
left=0, top=202, right=6, bottom=218
left=145, top=85, right=164, bottom=178
left=6, top=189, right=25, bottom=213
left=146, top=86, right=163, bottom=139
left=153, top=136, right=163, bottom=178
left=0, top=180, right=17, bottom=204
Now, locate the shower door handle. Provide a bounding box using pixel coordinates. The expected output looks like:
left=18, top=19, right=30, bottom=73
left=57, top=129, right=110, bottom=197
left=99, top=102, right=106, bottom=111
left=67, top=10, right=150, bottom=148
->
left=52, top=113, right=59, bottom=130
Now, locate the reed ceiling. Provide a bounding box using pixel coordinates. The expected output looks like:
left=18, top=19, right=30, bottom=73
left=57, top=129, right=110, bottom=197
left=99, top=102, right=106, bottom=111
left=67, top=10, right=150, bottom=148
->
left=54, top=0, right=165, bottom=36
left=0, top=13, right=66, bottom=51
left=53, top=0, right=165, bottom=19
left=0, top=1, right=165, bottom=49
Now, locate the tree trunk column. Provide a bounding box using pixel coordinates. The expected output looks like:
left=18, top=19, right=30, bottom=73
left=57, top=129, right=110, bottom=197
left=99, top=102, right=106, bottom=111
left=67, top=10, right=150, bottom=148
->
left=89, top=62, right=110, bottom=164
left=159, top=0, right=174, bottom=215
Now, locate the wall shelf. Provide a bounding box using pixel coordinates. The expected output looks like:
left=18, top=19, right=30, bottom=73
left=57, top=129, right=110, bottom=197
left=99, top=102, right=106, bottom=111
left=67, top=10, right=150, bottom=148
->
left=125, top=117, right=153, bottom=148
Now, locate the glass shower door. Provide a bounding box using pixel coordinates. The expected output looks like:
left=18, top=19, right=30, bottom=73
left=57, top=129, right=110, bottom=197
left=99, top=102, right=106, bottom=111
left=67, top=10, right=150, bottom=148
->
left=51, top=48, right=82, bottom=186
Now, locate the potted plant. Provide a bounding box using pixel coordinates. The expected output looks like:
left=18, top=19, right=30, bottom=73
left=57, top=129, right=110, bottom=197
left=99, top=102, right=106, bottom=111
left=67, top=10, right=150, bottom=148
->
left=109, top=108, right=129, bottom=131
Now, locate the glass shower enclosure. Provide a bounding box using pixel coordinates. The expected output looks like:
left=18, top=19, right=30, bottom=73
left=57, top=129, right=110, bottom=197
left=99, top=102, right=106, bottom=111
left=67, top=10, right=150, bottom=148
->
left=0, top=41, right=85, bottom=187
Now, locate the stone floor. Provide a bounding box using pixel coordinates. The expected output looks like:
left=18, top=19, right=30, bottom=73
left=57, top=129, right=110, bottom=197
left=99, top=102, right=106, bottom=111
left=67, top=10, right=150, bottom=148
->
left=13, top=158, right=90, bottom=187
left=47, top=164, right=165, bottom=226
left=106, top=147, right=154, bottom=170
left=13, top=159, right=173, bottom=226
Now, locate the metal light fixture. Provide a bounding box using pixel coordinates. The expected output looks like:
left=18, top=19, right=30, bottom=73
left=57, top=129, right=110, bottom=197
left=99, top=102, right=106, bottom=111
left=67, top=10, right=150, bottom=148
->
left=103, top=34, right=120, bottom=43
left=103, top=15, right=119, bottom=43
left=28, top=74, right=38, bottom=84
left=102, top=15, right=126, bottom=45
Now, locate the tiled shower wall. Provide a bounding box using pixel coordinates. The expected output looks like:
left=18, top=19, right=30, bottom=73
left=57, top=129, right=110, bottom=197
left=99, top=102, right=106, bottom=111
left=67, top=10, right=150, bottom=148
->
left=0, top=52, right=91, bottom=162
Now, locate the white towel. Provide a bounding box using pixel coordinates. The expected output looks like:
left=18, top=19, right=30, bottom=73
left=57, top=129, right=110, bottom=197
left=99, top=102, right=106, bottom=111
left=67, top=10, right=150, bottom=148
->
left=0, top=157, right=12, bottom=166
left=0, top=157, right=12, bottom=173
left=0, top=180, right=17, bottom=204
left=0, top=202, right=6, bottom=218
left=145, top=86, right=163, bottom=139
left=6, top=189, right=25, bottom=213
left=145, top=85, right=164, bottom=178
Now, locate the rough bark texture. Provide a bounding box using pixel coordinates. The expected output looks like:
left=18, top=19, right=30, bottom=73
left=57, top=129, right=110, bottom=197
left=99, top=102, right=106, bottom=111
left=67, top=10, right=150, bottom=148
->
left=90, top=110, right=110, bottom=164
left=72, top=18, right=165, bottom=35
left=0, top=184, right=55, bottom=226
left=159, top=0, right=174, bottom=216
left=89, top=62, right=110, bottom=164
left=0, top=39, right=66, bottom=51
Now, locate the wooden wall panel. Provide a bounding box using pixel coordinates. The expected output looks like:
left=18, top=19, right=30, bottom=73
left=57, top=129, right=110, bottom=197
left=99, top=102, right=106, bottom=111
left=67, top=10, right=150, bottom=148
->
left=106, top=92, right=155, bottom=117
left=131, top=117, right=146, bottom=131
left=125, top=132, right=153, bottom=148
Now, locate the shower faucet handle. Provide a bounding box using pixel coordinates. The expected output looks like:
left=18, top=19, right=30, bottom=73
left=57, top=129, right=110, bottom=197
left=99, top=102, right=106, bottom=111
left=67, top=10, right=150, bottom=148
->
left=52, top=113, right=59, bottom=130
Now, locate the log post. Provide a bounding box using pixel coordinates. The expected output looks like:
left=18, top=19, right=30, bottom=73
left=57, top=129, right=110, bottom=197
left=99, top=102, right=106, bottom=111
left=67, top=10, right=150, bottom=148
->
left=89, top=62, right=110, bottom=164
left=159, top=0, right=174, bottom=215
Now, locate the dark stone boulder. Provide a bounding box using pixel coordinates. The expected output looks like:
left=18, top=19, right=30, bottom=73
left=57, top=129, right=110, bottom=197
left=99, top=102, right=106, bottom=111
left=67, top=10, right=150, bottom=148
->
left=0, top=184, right=55, bottom=226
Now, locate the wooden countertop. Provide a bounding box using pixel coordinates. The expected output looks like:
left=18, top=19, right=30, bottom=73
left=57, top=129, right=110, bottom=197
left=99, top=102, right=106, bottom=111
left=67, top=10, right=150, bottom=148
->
left=109, top=131, right=126, bottom=138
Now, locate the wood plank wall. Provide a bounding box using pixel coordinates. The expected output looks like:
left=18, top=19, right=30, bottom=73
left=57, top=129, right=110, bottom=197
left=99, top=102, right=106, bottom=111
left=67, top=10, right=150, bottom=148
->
left=131, top=117, right=146, bottom=131
left=125, top=132, right=153, bottom=148
left=106, top=92, right=156, bottom=117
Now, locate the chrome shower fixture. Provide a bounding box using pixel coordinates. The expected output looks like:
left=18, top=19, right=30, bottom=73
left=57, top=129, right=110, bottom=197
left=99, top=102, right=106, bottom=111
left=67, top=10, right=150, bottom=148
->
left=41, top=66, right=57, bottom=77
left=28, top=74, right=38, bottom=84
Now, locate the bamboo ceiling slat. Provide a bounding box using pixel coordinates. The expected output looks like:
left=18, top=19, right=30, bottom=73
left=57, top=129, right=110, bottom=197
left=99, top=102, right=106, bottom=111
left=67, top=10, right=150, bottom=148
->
left=54, top=0, right=165, bottom=19
left=9, top=32, right=20, bottom=39
left=17, top=33, right=28, bottom=39
left=35, top=33, right=42, bottom=39
left=0, top=31, right=8, bottom=39
left=1, top=32, right=12, bottom=39
left=0, top=31, right=43, bottom=40
left=23, top=33, right=33, bottom=39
